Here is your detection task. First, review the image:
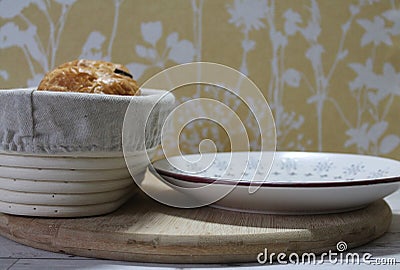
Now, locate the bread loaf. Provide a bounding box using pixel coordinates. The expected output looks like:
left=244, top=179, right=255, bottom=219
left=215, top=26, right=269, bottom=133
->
left=38, top=59, right=140, bottom=95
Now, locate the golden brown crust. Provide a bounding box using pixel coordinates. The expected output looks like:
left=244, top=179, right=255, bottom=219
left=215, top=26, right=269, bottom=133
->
left=38, top=59, right=140, bottom=96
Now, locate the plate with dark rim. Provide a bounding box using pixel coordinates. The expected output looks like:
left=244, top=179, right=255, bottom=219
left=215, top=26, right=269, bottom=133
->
left=152, top=151, right=400, bottom=214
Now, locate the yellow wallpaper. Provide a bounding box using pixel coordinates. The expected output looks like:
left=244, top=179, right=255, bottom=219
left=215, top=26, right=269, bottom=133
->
left=0, top=0, right=399, bottom=159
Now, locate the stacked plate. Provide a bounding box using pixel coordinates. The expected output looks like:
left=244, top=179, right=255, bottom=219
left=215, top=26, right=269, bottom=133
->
left=152, top=151, right=400, bottom=214
left=0, top=149, right=155, bottom=217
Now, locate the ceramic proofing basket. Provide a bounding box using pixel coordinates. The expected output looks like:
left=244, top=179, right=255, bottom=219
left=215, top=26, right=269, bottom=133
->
left=0, top=88, right=174, bottom=217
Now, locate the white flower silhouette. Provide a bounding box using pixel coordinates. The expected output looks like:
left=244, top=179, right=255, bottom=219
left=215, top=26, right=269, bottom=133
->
left=0, top=22, right=45, bottom=71
left=27, top=73, right=44, bottom=87
left=349, top=60, right=400, bottom=104
left=227, top=0, right=268, bottom=32
left=0, top=0, right=75, bottom=85
left=0, top=70, right=9, bottom=80
left=79, top=31, right=106, bottom=60
left=378, top=63, right=400, bottom=97
left=345, top=121, right=399, bottom=154
left=79, top=0, right=123, bottom=62
left=227, top=0, right=267, bottom=75
left=141, top=21, right=162, bottom=47
left=54, top=0, right=76, bottom=7
left=283, top=9, right=302, bottom=36
left=283, top=68, right=301, bottom=87
left=357, top=16, right=392, bottom=46
left=365, top=63, right=400, bottom=105
left=348, top=58, right=376, bottom=91
left=383, top=9, right=400, bottom=35
left=168, top=39, right=196, bottom=63
left=380, top=135, right=400, bottom=154
left=345, top=123, right=372, bottom=151
left=0, top=22, right=31, bottom=48
left=0, top=0, right=33, bottom=19
left=128, top=21, right=195, bottom=79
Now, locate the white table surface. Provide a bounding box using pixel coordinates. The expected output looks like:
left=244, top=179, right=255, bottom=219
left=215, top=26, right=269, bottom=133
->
left=0, top=190, right=399, bottom=270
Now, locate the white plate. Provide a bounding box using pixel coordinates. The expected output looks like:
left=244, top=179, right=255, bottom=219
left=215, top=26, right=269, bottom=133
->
left=152, top=151, right=400, bottom=214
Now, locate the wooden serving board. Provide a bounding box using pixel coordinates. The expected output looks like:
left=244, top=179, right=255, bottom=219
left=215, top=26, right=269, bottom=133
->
left=0, top=176, right=392, bottom=264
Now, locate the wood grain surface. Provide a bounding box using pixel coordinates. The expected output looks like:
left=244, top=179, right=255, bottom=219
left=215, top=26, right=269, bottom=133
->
left=0, top=182, right=392, bottom=264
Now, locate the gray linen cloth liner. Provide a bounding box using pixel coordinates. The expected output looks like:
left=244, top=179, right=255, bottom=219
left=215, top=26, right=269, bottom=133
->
left=0, top=88, right=174, bottom=154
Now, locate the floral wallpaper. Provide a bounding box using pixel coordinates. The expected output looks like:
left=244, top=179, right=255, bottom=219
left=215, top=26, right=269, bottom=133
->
left=0, top=0, right=399, bottom=159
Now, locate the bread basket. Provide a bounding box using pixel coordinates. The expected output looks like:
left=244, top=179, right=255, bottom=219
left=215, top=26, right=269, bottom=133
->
left=0, top=88, right=174, bottom=217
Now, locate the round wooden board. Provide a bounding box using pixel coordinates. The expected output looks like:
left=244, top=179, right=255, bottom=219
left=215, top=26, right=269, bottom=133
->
left=0, top=190, right=392, bottom=264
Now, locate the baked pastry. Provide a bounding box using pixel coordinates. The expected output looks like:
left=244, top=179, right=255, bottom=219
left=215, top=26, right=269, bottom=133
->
left=38, top=59, right=140, bottom=95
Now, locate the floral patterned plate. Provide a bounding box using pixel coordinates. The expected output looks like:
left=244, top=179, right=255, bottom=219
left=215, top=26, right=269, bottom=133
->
left=152, top=151, right=400, bottom=214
